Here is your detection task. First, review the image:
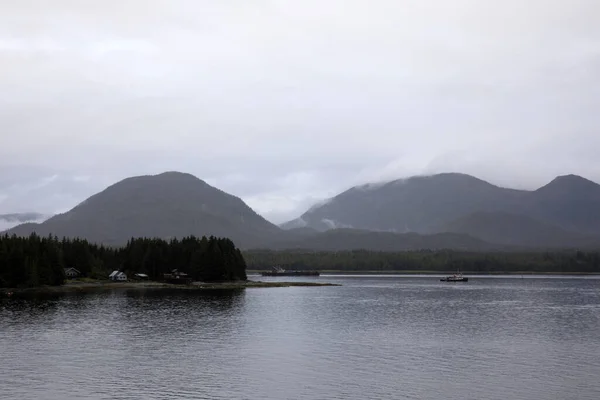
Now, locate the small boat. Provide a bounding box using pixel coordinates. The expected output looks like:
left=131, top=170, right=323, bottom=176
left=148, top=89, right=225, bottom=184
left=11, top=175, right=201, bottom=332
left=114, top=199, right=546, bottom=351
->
left=440, top=270, right=468, bottom=282
left=261, top=266, right=320, bottom=277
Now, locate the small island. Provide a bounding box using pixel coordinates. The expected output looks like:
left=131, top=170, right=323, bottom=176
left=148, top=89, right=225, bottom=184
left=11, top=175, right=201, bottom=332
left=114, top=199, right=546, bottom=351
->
left=0, top=234, right=338, bottom=295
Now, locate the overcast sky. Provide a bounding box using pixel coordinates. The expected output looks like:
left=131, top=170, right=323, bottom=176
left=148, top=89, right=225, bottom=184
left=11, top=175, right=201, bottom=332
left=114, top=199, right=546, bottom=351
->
left=1, top=0, right=599, bottom=225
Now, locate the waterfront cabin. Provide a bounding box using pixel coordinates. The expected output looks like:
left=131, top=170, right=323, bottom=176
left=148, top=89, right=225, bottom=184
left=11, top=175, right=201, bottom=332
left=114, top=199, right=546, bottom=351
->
left=64, top=267, right=81, bottom=279
left=163, top=269, right=192, bottom=284
left=109, top=271, right=127, bottom=281
left=133, top=273, right=149, bottom=281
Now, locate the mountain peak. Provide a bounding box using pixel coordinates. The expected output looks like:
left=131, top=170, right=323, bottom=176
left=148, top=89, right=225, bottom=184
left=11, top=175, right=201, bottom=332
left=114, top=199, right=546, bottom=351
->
left=282, top=172, right=521, bottom=233
left=154, top=171, right=199, bottom=179
left=5, top=171, right=279, bottom=247
left=350, top=173, right=486, bottom=192
left=106, top=171, right=211, bottom=193
left=537, top=174, right=599, bottom=194
left=137, top=171, right=207, bottom=183
left=551, top=174, right=592, bottom=183
left=386, top=172, right=492, bottom=187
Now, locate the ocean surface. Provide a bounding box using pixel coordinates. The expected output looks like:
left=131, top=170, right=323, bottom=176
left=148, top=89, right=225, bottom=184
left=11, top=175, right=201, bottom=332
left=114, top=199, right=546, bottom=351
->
left=1, top=275, right=600, bottom=400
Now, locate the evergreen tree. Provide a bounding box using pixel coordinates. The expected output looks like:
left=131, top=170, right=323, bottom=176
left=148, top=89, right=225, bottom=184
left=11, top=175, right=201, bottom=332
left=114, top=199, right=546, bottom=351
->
left=0, top=233, right=248, bottom=288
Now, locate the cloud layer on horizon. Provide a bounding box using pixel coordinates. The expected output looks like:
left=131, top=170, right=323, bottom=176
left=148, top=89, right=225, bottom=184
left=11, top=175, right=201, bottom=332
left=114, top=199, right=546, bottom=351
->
left=1, top=0, right=599, bottom=223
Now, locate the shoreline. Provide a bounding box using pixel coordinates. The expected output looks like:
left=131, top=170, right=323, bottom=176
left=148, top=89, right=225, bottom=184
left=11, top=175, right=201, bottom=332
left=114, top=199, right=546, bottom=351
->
left=2, top=280, right=340, bottom=295
left=249, top=270, right=600, bottom=275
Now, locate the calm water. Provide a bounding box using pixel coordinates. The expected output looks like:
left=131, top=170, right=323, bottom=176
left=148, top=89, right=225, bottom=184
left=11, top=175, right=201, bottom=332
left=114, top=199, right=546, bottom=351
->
left=2, top=275, right=600, bottom=400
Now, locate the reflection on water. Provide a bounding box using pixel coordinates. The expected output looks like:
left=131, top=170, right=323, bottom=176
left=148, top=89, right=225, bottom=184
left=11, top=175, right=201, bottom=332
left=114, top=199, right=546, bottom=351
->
left=1, top=278, right=600, bottom=400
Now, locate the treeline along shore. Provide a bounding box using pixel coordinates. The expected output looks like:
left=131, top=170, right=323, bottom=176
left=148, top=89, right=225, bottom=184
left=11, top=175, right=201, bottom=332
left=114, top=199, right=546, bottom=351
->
left=0, top=234, right=247, bottom=288
left=244, top=249, right=600, bottom=274
left=4, top=233, right=600, bottom=289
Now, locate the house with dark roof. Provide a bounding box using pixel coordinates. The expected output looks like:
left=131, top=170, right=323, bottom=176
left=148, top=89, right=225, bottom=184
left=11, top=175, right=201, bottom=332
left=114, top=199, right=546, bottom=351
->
left=163, top=269, right=192, bottom=284
left=64, top=267, right=81, bottom=279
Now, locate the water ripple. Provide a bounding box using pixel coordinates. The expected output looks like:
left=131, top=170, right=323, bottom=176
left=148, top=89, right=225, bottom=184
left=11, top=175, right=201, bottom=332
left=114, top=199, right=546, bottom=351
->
left=1, top=278, right=600, bottom=399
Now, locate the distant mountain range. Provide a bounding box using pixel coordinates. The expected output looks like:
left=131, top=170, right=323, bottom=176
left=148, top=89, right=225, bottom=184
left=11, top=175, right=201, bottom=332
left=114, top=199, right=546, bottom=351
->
left=3, top=171, right=600, bottom=251
left=281, top=173, right=600, bottom=248
left=0, top=212, right=50, bottom=232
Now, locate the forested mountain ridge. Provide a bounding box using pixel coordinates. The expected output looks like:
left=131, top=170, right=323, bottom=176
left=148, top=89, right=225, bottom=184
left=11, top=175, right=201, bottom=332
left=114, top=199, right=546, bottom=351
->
left=527, top=175, right=600, bottom=235
left=260, top=228, right=500, bottom=252
left=4, top=172, right=280, bottom=248
left=441, top=211, right=599, bottom=248
left=282, top=173, right=600, bottom=247
left=3, top=171, right=600, bottom=251
left=282, top=173, right=528, bottom=232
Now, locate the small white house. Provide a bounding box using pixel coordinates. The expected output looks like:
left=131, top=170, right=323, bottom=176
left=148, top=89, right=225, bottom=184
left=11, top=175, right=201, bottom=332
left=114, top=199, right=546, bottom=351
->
left=109, top=270, right=127, bottom=281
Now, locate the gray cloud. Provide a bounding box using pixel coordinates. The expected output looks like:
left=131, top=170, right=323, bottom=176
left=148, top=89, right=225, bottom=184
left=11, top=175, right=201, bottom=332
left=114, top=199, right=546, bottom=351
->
left=1, top=0, right=599, bottom=223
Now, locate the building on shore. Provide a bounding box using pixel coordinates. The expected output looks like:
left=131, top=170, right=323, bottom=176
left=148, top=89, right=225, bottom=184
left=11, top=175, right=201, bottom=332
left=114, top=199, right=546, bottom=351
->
left=64, top=268, right=81, bottom=279
left=109, top=271, right=127, bottom=281
left=163, top=269, right=192, bottom=284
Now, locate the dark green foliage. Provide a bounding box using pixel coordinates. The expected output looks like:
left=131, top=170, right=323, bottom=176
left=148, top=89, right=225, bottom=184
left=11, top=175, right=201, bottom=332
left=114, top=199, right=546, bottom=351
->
left=0, top=234, right=66, bottom=288
left=266, top=229, right=497, bottom=252
left=0, top=234, right=247, bottom=288
left=244, top=249, right=600, bottom=274
left=118, top=235, right=246, bottom=282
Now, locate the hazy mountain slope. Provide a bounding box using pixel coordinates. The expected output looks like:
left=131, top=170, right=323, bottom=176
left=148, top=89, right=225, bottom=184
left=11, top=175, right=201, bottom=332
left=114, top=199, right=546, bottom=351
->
left=441, top=211, right=599, bottom=248
left=6, top=171, right=600, bottom=251
left=527, top=175, right=600, bottom=235
left=282, top=173, right=600, bottom=248
left=283, top=173, right=527, bottom=233
left=5, top=172, right=280, bottom=248
left=0, top=212, right=48, bottom=222
left=263, top=228, right=499, bottom=252
left=0, top=212, right=50, bottom=232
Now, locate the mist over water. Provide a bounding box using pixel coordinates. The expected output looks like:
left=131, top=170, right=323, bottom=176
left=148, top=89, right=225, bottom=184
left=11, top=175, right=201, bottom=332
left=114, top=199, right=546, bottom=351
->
left=2, top=276, right=600, bottom=399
